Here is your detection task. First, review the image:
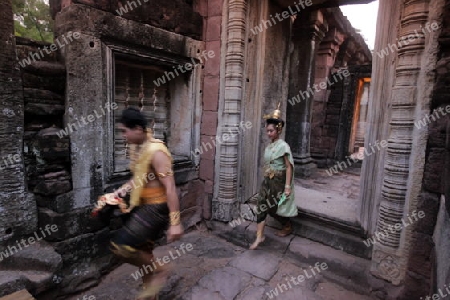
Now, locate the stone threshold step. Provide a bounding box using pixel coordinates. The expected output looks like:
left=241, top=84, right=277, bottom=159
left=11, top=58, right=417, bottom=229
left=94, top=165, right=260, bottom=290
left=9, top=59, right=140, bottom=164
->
left=291, top=211, right=372, bottom=259
left=0, top=290, right=35, bottom=300
left=212, top=219, right=399, bottom=299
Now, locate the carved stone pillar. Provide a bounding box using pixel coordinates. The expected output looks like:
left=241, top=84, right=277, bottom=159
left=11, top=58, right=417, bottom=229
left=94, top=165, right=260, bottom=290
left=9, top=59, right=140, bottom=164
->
left=212, top=0, right=247, bottom=221
left=370, top=0, right=433, bottom=285
left=286, top=10, right=328, bottom=177
left=334, top=40, right=356, bottom=69
left=354, top=81, right=370, bottom=152
left=0, top=0, right=37, bottom=242
left=310, top=27, right=344, bottom=159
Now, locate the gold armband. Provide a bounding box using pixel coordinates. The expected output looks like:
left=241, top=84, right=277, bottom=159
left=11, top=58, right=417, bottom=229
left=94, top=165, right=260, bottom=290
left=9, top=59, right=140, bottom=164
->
left=156, top=169, right=174, bottom=178
left=169, top=211, right=181, bottom=226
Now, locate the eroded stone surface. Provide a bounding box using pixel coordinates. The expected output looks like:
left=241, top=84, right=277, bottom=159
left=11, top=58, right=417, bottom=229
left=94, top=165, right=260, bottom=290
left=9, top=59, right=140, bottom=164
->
left=63, top=230, right=377, bottom=300
left=229, top=250, right=281, bottom=281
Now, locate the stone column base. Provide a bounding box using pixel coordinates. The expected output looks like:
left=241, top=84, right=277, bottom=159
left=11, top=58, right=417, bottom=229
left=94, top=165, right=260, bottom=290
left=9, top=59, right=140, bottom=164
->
left=294, top=157, right=317, bottom=178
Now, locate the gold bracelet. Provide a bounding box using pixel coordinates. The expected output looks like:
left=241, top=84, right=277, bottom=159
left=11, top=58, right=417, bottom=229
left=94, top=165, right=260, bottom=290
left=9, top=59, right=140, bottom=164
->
left=169, top=211, right=181, bottom=226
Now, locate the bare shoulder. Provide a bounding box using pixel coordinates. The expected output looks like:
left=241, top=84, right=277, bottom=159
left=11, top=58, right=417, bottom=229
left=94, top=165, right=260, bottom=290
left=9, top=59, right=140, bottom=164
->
left=152, top=150, right=171, bottom=166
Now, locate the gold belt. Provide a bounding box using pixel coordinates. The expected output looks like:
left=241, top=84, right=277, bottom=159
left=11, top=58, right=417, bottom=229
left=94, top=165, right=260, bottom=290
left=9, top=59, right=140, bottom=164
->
left=140, top=187, right=167, bottom=205
left=264, top=168, right=285, bottom=179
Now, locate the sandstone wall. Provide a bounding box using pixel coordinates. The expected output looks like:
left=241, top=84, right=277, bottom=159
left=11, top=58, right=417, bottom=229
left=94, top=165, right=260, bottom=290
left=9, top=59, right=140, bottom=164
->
left=1, top=0, right=210, bottom=295
left=0, top=2, right=36, bottom=248
left=428, top=0, right=450, bottom=295
left=49, top=0, right=203, bottom=39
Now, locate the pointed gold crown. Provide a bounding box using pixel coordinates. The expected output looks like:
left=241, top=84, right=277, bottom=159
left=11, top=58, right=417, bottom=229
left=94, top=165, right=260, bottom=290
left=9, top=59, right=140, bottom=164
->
left=263, top=102, right=282, bottom=120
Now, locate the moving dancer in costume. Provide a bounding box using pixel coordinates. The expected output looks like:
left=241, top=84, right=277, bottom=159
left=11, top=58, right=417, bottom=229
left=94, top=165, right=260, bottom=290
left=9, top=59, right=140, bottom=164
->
left=249, top=104, right=298, bottom=250
left=94, top=107, right=183, bottom=300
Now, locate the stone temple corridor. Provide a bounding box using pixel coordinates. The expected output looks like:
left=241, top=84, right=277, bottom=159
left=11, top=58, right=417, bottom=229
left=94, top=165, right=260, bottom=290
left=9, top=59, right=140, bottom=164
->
left=1, top=0, right=450, bottom=299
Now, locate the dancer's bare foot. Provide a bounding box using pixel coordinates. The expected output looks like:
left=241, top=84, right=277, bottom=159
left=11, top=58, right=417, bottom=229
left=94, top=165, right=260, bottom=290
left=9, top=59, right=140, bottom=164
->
left=249, top=235, right=265, bottom=250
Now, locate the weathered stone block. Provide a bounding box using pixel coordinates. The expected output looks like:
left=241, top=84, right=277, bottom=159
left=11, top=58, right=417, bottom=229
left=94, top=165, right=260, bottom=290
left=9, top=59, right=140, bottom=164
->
left=407, top=232, right=433, bottom=277
left=427, top=112, right=448, bottom=148
left=204, top=41, right=221, bottom=76
left=23, top=88, right=64, bottom=105
left=446, top=119, right=450, bottom=215
left=15, top=41, right=58, bottom=62
left=21, top=73, right=65, bottom=94
left=180, top=179, right=205, bottom=211
left=416, top=192, right=439, bottom=235
left=0, top=193, right=38, bottom=242
left=36, top=129, right=70, bottom=159
left=181, top=206, right=202, bottom=229
left=205, top=179, right=213, bottom=194
left=203, top=76, right=219, bottom=111
left=200, top=111, right=218, bottom=136
left=208, top=0, right=223, bottom=16
left=35, top=191, right=78, bottom=214
left=21, top=61, right=66, bottom=77
left=73, top=0, right=110, bottom=11
left=326, top=125, right=339, bottom=137
left=38, top=207, right=105, bottom=242
left=199, top=135, right=216, bottom=160
left=206, top=16, right=221, bottom=42
left=53, top=229, right=111, bottom=266
left=203, top=193, right=212, bottom=219
left=24, top=119, right=58, bottom=131
left=25, top=103, right=65, bottom=116
left=52, top=0, right=205, bottom=40
left=33, top=179, right=71, bottom=196
left=423, top=148, right=446, bottom=193
left=47, top=244, right=114, bottom=296
left=199, top=158, right=214, bottom=181
left=193, top=0, right=207, bottom=16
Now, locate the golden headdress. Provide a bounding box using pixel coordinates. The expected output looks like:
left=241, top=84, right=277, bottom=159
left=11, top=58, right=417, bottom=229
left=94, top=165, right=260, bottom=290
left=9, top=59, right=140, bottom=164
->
left=263, top=102, right=284, bottom=132
left=263, top=102, right=282, bottom=120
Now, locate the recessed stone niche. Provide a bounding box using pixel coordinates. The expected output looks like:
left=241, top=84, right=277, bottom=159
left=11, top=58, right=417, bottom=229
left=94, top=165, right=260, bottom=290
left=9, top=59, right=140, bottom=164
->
left=54, top=4, right=205, bottom=207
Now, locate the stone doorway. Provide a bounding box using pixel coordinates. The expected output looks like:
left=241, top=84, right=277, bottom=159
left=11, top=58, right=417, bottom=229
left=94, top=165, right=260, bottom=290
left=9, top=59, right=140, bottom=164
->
left=296, top=66, right=372, bottom=228
left=286, top=4, right=375, bottom=255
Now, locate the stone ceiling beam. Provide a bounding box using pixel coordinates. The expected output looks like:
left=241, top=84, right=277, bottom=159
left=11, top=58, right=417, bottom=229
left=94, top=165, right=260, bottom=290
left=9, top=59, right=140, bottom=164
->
left=273, top=0, right=375, bottom=10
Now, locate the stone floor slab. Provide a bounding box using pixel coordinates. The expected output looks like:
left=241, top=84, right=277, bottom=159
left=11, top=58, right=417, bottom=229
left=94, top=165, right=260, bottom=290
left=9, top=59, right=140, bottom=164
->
left=229, top=250, right=280, bottom=280
left=181, top=286, right=225, bottom=300
left=196, top=266, right=252, bottom=300
left=60, top=229, right=377, bottom=300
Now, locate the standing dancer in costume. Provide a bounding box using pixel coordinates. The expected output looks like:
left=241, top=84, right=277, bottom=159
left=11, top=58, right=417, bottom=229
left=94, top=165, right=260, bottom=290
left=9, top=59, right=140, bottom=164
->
left=108, top=107, right=183, bottom=300
left=249, top=104, right=298, bottom=250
